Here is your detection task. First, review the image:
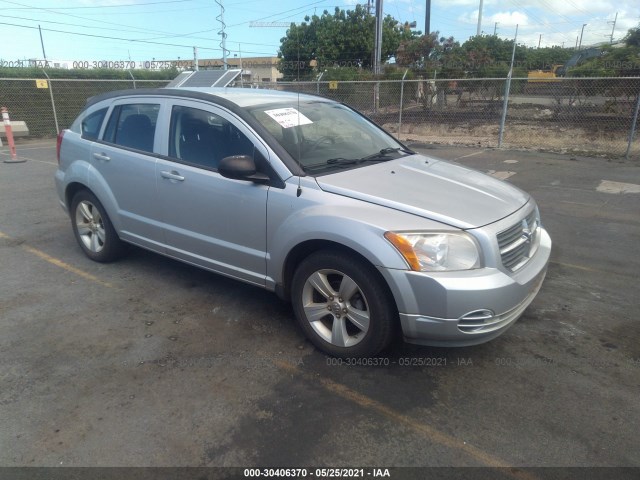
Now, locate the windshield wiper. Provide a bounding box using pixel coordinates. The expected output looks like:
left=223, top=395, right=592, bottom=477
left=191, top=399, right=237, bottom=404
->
left=358, top=147, right=413, bottom=163
left=304, top=157, right=358, bottom=171
left=325, top=157, right=359, bottom=167
left=305, top=148, right=414, bottom=172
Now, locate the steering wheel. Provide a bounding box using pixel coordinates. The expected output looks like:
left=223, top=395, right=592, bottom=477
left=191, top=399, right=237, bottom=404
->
left=304, top=135, right=336, bottom=153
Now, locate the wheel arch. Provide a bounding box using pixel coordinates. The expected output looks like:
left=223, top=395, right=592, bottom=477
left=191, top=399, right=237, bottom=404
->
left=65, top=182, right=91, bottom=213
left=68, top=187, right=127, bottom=262
left=278, top=239, right=399, bottom=315
left=65, top=176, right=122, bottom=234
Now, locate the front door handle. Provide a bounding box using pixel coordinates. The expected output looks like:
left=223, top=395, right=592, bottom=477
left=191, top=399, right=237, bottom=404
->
left=160, top=170, right=185, bottom=182
left=92, top=152, right=110, bottom=161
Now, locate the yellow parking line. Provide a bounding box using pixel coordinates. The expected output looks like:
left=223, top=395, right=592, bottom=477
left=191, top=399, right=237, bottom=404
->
left=549, top=261, right=634, bottom=278
left=550, top=261, right=599, bottom=273
left=0, top=231, right=113, bottom=288
left=455, top=150, right=485, bottom=160
left=274, top=359, right=538, bottom=479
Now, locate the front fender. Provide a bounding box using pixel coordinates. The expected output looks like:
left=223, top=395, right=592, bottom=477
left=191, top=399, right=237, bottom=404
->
left=265, top=178, right=456, bottom=287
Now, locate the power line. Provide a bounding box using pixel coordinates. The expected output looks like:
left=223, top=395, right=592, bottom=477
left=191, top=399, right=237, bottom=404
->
left=0, top=11, right=279, bottom=47
left=0, top=20, right=273, bottom=55
left=226, top=0, right=328, bottom=28
left=0, top=0, right=185, bottom=37
left=1, top=14, right=187, bottom=37
left=563, top=0, right=599, bottom=18
left=30, top=5, right=213, bottom=17
left=506, top=0, right=576, bottom=43
left=537, top=0, right=580, bottom=25
left=1, top=0, right=192, bottom=10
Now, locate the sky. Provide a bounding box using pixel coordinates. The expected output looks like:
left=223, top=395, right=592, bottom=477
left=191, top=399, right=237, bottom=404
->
left=0, top=0, right=639, bottom=64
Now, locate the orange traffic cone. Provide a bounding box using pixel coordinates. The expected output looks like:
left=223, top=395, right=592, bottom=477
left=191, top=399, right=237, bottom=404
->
left=2, top=107, right=25, bottom=164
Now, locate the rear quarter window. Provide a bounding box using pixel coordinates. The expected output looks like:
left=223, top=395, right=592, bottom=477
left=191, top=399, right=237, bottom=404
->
left=70, top=107, right=108, bottom=139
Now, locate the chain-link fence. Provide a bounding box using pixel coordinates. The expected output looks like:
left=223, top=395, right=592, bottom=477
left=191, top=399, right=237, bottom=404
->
left=1, top=76, right=639, bottom=159
left=0, top=78, right=170, bottom=137
left=266, top=77, right=640, bottom=160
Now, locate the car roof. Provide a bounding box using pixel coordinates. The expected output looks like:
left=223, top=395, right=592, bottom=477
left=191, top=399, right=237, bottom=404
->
left=83, top=86, right=328, bottom=178
left=177, top=87, right=330, bottom=108
left=86, top=86, right=331, bottom=110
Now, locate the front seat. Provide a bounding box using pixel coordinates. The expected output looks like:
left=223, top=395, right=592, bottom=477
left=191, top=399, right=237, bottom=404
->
left=118, top=114, right=154, bottom=152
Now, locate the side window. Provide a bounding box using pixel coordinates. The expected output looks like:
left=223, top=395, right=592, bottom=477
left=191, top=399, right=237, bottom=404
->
left=103, top=103, right=160, bottom=153
left=79, top=108, right=107, bottom=140
left=168, top=105, right=255, bottom=170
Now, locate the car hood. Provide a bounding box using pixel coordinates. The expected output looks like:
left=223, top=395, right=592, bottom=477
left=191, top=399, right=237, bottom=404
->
left=315, top=154, right=530, bottom=229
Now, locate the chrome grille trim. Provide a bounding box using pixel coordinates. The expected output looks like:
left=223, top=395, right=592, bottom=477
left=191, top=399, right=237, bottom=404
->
left=497, top=209, right=539, bottom=272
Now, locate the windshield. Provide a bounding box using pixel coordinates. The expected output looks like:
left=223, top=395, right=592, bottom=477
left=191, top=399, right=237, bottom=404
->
left=249, top=100, right=411, bottom=174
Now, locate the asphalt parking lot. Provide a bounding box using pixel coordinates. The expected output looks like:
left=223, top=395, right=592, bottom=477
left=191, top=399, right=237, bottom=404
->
left=1, top=139, right=639, bottom=474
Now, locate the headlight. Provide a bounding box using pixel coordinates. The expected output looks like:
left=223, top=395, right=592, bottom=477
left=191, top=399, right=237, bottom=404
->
left=384, top=231, right=481, bottom=271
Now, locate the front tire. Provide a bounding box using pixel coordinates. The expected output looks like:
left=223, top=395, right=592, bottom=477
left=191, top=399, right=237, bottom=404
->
left=70, top=190, right=125, bottom=262
left=291, top=250, right=396, bottom=358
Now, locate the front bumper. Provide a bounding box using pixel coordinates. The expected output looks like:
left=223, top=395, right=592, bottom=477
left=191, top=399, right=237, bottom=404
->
left=381, top=228, right=551, bottom=347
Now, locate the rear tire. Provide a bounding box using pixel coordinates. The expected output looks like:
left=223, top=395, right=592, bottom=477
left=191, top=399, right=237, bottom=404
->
left=291, top=250, right=396, bottom=358
left=70, top=190, right=125, bottom=263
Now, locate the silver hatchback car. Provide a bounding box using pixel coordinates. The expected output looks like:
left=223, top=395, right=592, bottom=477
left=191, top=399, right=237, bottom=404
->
left=55, top=87, right=551, bottom=357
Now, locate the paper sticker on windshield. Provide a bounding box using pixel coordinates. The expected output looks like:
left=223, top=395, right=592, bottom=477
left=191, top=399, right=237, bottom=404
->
left=264, top=108, right=313, bottom=129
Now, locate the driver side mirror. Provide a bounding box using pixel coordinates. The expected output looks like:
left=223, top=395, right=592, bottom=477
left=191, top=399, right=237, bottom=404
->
left=218, top=155, right=270, bottom=185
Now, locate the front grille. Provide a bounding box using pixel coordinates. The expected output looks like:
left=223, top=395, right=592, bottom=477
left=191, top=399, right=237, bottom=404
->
left=497, top=209, right=538, bottom=272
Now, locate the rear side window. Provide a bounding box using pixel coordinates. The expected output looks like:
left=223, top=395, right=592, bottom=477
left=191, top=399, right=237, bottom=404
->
left=103, top=103, right=160, bottom=153
left=168, top=105, right=254, bottom=170
left=79, top=108, right=107, bottom=140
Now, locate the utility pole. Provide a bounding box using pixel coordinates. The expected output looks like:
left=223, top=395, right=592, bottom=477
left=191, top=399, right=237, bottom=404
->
left=216, top=0, right=228, bottom=70
left=608, top=12, right=618, bottom=44
left=498, top=24, right=518, bottom=148
left=374, top=0, right=383, bottom=75
left=238, top=43, right=243, bottom=86
left=374, top=0, right=383, bottom=113
left=193, top=46, right=199, bottom=71
left=578, top=23, right=587, bottom=50
left=425, top=0, right=431, bottom=35
left=38, top=25, right=47, bottom=62
left=493, top=22, right=498, bottom=35
left=476, top=0, right=483, bottom=36
left=538, top=34, right=542, bottom=48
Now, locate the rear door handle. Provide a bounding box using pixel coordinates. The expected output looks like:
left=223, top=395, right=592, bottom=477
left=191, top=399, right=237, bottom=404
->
left=160, top=170, right=185, bottom=182
left=92, top=152, right=110, bottom=161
